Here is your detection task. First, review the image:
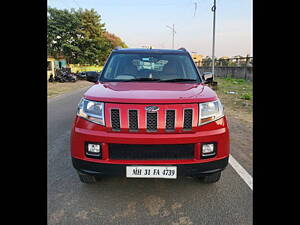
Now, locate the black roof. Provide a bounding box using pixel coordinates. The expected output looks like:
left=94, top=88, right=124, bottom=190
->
left=112, top=48, right=189, bottom=54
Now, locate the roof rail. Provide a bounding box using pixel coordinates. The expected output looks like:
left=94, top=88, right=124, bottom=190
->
left=178, top=47, right=187, bottom=52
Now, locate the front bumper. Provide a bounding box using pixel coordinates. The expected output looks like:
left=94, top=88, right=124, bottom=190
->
left=71, top=117, right=229, bottom=161
left=70, top=116, right=230, bottom=177
left=72, top=156, right=229, bottom=177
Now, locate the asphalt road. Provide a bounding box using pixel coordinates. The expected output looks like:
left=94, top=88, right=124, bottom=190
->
left=47, top=87, right=253, bottom=225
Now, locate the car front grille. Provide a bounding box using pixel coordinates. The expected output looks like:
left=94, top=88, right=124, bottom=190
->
left=166, top=110, right=175, bottom=131
left=146, top=112, right=158, bottom=132
left=108, top=144, right=195, bottom=160
left=111, top=109, right=121, bottom=131
left=183, top=109, right=193, bottom=130
left=107, top=104, right=198, bottom=132
left=128, top=110, right=138, bottom=131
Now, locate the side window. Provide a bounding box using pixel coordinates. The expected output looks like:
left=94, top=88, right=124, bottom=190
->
left=104, top=56, right=117, bottom=78
left=181, top=56, right=198, bottom=79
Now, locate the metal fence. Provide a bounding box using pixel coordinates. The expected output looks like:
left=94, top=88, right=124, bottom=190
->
left=196, top=57, right=253, bottom=81
left=198, top=66, right=253, bottom=81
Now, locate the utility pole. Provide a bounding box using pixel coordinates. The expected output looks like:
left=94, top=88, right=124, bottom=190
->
left=166, top=24, right=176, bottom=49
left=211, top=0, right=216, bottom=81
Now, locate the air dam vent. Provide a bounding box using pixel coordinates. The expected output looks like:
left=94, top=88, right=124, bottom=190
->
left=108, top=144, right=195, bottom=160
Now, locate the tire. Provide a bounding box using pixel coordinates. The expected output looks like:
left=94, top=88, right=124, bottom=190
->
left=78, top=172, right=96, bottom=184
left=199, top=171, right=221, bottom=184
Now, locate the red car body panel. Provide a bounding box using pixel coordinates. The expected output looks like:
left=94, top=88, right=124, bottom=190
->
left=84, top=82, right=217, bottom=104
left=70, top=49, right=230, bottom=178
left=71, top=112, right=229, bottom=165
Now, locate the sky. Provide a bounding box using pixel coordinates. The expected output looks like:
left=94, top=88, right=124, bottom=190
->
left=47, top=0, right=252, bottom=58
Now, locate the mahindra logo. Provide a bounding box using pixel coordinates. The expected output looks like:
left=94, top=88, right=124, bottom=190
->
left=145, top=106, right=160, bottom=113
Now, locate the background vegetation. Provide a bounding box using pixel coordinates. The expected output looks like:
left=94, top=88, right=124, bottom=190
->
left=213, top=77, right=252, bottom=123
left=47, top=7, right=127, bottom=65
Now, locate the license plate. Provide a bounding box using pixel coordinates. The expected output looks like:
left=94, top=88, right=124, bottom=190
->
left=126, top=166, right=177, bottom=179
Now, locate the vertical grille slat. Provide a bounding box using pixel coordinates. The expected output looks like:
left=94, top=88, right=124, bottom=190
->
left=166, top=110, right=175, bottom=131
left=183, top=109, right=193, bottom=130
left=111, top=109, right=120, bottom=130
left=129, top=110, right=138, bottom=131
left=147, top=112, right=157, bottom=132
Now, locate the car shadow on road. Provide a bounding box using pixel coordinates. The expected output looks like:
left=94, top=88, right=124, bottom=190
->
left=48, top=167, right=252, bottom=225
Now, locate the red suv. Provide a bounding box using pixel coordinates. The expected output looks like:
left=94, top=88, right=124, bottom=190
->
left=70, top=48, right=230, bottom=184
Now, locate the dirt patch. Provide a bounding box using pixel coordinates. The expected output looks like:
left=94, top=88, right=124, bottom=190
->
left=49, top=209, right=65, bottom=224
left=171, top=202, right=182, bottom=213
left=172, top=216, right=194, bottom=225
left=213, top=77, right=252, bottom=124
left=227, top=115, right=253, bottom=174
left=112, top=201, right=137, bottom=220
left=144, top=195, right=166, bottom=216
left=48, top=80, right=92, bottom=98
left=210, top=77, right=253, bottom=174
left=75, top=210, right=89, bottom=220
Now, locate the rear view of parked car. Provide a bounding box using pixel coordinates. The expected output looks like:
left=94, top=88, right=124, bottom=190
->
left=77, top=71, right=100, bottom=80
left=76, top=72, right=87, bottom=80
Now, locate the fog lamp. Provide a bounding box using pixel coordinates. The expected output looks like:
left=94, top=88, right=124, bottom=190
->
left=85, top=142, right=102, bottom=158
left=201, top=143, right=216, bottom=158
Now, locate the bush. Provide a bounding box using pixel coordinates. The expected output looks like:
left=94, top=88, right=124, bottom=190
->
left=223, top=77, right=245, bottom=84
left=240, top=93, right=251, bottom=100
left=234, top=79, right=245, bottom=84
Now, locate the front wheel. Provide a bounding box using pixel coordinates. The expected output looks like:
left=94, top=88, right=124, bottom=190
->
left=199, top=171, right=221, bottom=183
left=78, top=172, right=96, bottom=184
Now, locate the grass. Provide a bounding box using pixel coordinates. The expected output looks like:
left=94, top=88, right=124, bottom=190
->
left=212, top=77, right=253, bottom=124
left=48, top=80, right=93, bottom=98
left=70, top=65, right=103, bottom=73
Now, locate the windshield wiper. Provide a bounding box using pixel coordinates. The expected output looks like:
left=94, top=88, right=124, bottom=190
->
left=159, top=78, right=198, bottom=82
left=122, top=78, right=161, bottom=82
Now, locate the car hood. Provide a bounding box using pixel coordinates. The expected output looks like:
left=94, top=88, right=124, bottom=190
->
left=84, top=82, right=217, bottom=104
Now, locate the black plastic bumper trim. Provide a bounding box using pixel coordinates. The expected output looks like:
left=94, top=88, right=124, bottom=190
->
left=72, top=157, right=229, bottom=177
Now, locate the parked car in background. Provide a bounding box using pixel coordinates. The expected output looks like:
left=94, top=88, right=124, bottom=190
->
left=77, top=71, right=100, bottom=80
left=62, top=72, right=77, bottom=82
left=76, top=72, right=87, bottom=80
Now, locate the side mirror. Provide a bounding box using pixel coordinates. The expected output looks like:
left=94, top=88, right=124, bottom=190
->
left=202, top=72, right=213, bottom=83
left=86, top=73, right=99, bottom=83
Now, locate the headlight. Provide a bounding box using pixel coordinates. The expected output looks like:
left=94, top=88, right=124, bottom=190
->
left=77, top=98, right=105, bottom=126
left=199, top=99, right=224, bottom=126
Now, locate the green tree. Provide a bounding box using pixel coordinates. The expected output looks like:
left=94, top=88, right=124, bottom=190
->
left=217, top=58, right=229, bottom=67
left=47, top=7, right=128, bottom=65
left=202, top=56, right=212, bottom=67
left=47, top=7, right=81, bottom=61
left=103, top=31, right=128, bottom=48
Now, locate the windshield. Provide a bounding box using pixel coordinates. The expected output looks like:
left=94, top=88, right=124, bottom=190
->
left=100, top=53, right=201, bottom=82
